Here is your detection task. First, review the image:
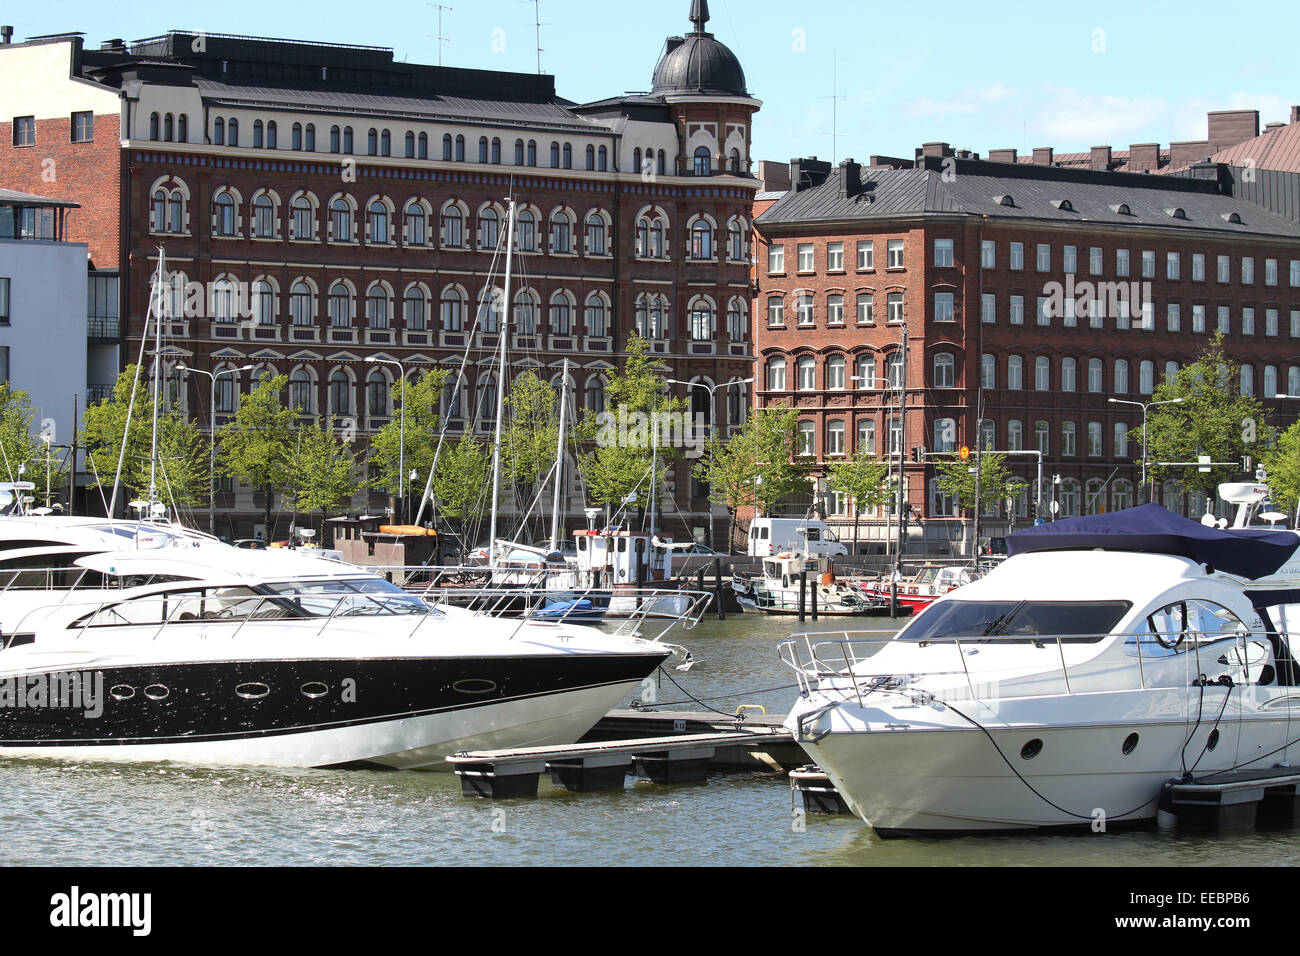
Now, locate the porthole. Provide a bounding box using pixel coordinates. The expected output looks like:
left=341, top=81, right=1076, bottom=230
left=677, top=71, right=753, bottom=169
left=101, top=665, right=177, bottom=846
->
left=452, top=678, right=498, bottom=695
left=300, top=681, right=329, bottom=699
left=236, top=682, right=271, bottom=700
left=1207, top=729, right=1220, bottom=752
left=110, top=685, right=135, bottom=701
left=1020, top=738, right=1043, bottom=760
left=1122, top=732, right=1139, bottom=755
left=144, top=684, right=170, bottom=701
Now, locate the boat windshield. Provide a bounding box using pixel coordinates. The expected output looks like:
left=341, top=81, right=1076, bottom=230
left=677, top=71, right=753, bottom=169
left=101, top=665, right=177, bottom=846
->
left=899, top=599, right=1132, bottom=643
left=260, top=578, right=429, bottom=617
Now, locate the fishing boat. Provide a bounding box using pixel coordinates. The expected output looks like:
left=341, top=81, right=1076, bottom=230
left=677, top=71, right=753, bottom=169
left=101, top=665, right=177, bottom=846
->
left=781, top=484, right=1300, bottom=836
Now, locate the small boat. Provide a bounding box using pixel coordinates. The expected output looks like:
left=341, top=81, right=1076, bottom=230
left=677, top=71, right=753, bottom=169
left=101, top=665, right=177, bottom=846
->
left=856, top=563, right=974, bottom=610
left=733, top=553, right=904, bottom=616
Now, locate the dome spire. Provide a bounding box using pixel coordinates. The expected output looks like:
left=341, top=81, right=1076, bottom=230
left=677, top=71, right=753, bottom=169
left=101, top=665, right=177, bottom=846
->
left=690, top=0, right=710, bottom=34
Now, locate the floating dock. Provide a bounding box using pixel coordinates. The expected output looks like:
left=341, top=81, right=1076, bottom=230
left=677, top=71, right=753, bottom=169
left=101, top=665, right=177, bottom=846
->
left=448, top=709, right=803, bottom=798
left=1163, top=767, right=1300, bottom=830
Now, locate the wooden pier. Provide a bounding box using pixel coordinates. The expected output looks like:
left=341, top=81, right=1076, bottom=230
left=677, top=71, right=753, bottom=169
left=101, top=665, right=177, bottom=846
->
left=448, top=709, right=803, bottom=798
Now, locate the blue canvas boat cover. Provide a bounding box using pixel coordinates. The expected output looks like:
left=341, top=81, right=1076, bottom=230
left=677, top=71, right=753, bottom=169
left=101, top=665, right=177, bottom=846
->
left=1007, top=504, right=1299, bottom=580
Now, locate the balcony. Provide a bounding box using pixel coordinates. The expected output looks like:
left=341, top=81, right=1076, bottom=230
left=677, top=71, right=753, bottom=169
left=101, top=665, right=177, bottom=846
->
left=87, top=316, right=119, bottom=342
left=86, top=384, right=114, bottom=404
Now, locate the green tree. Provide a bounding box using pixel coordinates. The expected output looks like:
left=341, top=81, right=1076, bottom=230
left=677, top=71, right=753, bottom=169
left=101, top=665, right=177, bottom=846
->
left=286, top=418, right=361, bottom=531
left=694, top=405, right=805, bottom=552
left=576, top=334, right=686, bottom=514
left=431, top=434, right=492, bottom=545
left=80, top=366, right=207, bottom=510
left=1145, top=332, right=1263, bottom=498
left=218, top=373, right=295, bottom=536
left=826, top=452, right=891, bottom=554
left=1262, top=419, right=1300, bottom=520
left=368, top=369, right=450, bottom=501
left=0, top=384, right=70, bottom=506
left=502, top=371, right=559, bottom=537
left=934, top=451, right=1025, bottom=519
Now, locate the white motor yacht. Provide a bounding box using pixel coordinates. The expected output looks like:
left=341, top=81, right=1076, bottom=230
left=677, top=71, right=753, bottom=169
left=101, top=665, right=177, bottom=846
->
left=0, top=545, right=673, bottom=769
left=782, top=487, right=1300, bottom=836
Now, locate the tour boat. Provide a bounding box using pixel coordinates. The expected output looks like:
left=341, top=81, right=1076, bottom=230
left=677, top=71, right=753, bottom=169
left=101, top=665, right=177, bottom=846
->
left=782, top=484, right=1300, bottom=836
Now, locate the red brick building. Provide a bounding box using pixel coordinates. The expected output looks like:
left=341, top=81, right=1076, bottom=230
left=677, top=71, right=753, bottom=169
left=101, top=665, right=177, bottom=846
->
left=753, top=151, right=1300, bottom=555
left=0, top=3, right=760, bottom=541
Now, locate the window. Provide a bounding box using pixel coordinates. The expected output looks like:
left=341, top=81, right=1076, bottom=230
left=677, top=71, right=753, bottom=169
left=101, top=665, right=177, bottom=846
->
left=12, top=115, right=35, bottom=147
left=1063, top=246, right=1077, bottom=274
left=1267, top=309, right=1279, bottom=337
left=1034, top=356, right=1050, bottom=391
left=980, top=354, right=995, bottom=389
left=1243, top=307, right=1255, bottom=336
left=980, top=240, right=995, bottom=269
left=1009, top=242, right=1024, bottom=271
left=1113, top=359, right=1129, bottom=394
left=1192, top=304, right=1206, bottom=333
left=934, top=292, right=955, bottom=322
left=797, top=243, right=814, bottom=272
left=827, top=354, right=846, bottom=390
left=479, top=207, right=499, bottom=250
left=857, top=293, right=874, bottom=325
left=366, top=285, right=389, bottom=329
left=887, top=292, right=904, bottom=323
left=585, top=212, right=607, bottom=255
left=585, top=294, right=608, bottom=337
left=515, top=209, right=537, bottom=252
left=1036, top=296, right=1050, bottom=326
left=406, top=203, right=427, bottom=246
left=230, top=118, right=241, bottom=147
left=827, top=294, right=844, bottom=325
left=1266, top=258, right=1278, bottom=286
left=215, top=118, right=225, bottom=146
left=292, top=197, right=314, bottom=240
left=688, top=298, right=714, bottom=340
left=1264, top=365, right=1278, bottom=398
left=767, top=296, right=785, bottom=326
left=728, top=219, right=747, bottom=262
left=827, top=242, right=844, bottom=271
left=796, top=293, right=814, bottom=326
left=1192, top=253, right=1205, bottom=281
left=981, top=293, right=995, bottom=324
left=266, top=121, right=278, bottom=149
left=71, top=111, right=94, bottom=143
left=934, top=418, right=956, bottom=454
left=767, top=357, right=787, bottom=391
left=1061, top=357, right=1076, bottom=392
left=693, top=146, right=711, bottom=176
left=1007, top=420, right=1023, bottom=451
left=289, top=370, right=314, bottom=414
left=1242, top=257, right=1255, bottom=284
left=1007, top=355, right=1023, bottom=390
left=213, top=192, right=236, bottom=236
left=1116, top=248, right=1130, bottom=277
left=1061, top=421, right=1076, bottom=457
left=934, top=239, right=953, bottom=267
left=1166, top=303, right=1181, bottom=332
left=329, top=371, right=352, bottom=416
left=442, top=205, right=464, bottom=247
left=290, top=281, right=312, bottom=326
left=1241, top=365, right=1255, bottom=397
left=797, top=421, right=815, bottom=457
left=857, top=419, right=876, bottom=455
left=933, top=353, right=955, bottom=388
left=886, top=353, right=904, bottom=389
left=1115, top=422, right=1129, bottom=457
left=858, top=241, right=874, bottom=270
left=856, top=355, right=875, bottom=389
left=825, top=420, right=845, bottom=456
left=1141, top=250, right=1155, bottom=278
left=1088, top=421, right=1102, bottom=457
left=1009, top=295, right=1024, bottom=325
left=253, top=120, right=264, bottom=149
left=1217, top=305, right=1230, bottom=334
left=0, top=278, right=9, bottom=326
left=887, top=239, right=904, bottom=268
left=441, top=287, right=464, bottom=331
left=252, top=195, right=275, bottom=238
left=1035, top=421, right=1050, bottom=455
left=1036, top=243, right=1050, bottom=272
left=1139, top=360, right=1154, bottom=395
left=1088, top=359, right=1103, bottom=393
left=1167, top=252, right=1180, bottom=280
left=797, top=355, right=816, bottom=390
left=768, top=245, right=785, bottom=273
left=1217, top=255, right=1230, bottom=283
left=727, top=299, right=747, bottom=342
left=328, top=283, right=351, bottom=327
left=689, top=219, right=714, bottom=259
left=1089, top=247, right=1103, bottom=275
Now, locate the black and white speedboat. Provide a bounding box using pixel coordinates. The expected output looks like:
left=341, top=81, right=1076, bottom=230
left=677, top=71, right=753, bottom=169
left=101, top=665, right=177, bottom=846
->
left=0, top=544, right=673, bottom=769
left=783, top=483, right=1300, bottom=836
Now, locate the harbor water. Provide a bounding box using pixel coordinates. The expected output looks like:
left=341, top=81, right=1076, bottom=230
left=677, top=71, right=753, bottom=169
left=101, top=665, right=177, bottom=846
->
left=2, top=613, right=1298, bottom=867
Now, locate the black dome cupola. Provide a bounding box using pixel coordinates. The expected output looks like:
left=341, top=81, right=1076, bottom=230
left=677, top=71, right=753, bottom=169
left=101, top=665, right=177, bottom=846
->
left=651, top=0, right=748, bottom=97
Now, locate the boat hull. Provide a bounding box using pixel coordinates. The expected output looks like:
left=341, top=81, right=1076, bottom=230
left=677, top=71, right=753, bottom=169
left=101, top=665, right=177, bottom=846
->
left=0, top=653, right=667, bottom=770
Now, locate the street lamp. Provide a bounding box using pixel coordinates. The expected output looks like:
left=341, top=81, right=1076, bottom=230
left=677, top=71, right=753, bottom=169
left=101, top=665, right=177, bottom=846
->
left=367, top=356, right=406, bottom=523
left=177, top=362, right=253, bottom=536
left=665, top=377, right=755, bottom=551
left=1108, top=396, right=1186, bottom=502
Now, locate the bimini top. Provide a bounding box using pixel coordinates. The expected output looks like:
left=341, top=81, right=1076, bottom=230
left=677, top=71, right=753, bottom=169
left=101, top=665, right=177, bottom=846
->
left=1007, top=503, right=1299, bottom=580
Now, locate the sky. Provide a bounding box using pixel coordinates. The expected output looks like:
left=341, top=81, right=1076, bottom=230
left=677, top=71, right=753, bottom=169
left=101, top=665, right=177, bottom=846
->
left=26, top=0, right=1300, bottom=165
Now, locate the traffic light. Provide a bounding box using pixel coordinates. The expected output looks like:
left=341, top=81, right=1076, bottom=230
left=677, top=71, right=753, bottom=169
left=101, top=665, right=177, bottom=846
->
left=910, top=446, right=924, bottom=463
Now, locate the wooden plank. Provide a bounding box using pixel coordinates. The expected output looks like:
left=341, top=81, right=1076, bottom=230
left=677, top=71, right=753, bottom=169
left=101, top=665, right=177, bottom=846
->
left=447, top=729, right=792, bottom=768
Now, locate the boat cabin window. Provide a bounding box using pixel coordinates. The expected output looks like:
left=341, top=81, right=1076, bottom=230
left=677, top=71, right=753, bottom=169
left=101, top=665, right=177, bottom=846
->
left=805, top=528, right=821, bottom=542
left=261, top=578, right=428, bottom=616
left=915, top=567, right=939, bottom=585
left=74, top=587, right=274, bottom=629
left=1139, top=600, right=1249, bottom=649
left=900, top=599, right=1133, bottom=643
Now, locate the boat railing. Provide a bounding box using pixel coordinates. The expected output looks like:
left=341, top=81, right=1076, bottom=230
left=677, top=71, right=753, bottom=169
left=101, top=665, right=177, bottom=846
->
left=777, top=627, right=1282, bottom=709
left=0, top=566, right=98, bottom=594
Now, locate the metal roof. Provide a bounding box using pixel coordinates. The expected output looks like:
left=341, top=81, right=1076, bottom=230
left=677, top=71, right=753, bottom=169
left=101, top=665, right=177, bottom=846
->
left=0, top=188, right=80, bottom=208
left=754, top=160, right=1300, bottom=239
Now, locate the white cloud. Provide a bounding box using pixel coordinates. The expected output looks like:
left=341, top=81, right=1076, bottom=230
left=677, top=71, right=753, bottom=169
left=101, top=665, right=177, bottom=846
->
left=1034, top=86, right=1167, bottom=147
left=901, top=83, right=1021, bottom=120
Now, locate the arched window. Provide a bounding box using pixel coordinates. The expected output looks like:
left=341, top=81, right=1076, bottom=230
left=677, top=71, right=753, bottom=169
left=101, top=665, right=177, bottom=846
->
left=1139, top=360, right=1155, bottom=395
left=342, top=126, right=353, bottom=153
left=251, top=194, right=275, bottom=238
left=981, top=353, right=996, bottom=388
left=550, top=141, right=560, bottom=167
left=514, top=139, right=525, bottom=166
left=1115, top=422, right=1129, bottom=457
left=563, top=143, right=572, bottom=168
left=479, top=207, right=499, bottom=250
left=688, top=297, right=714, bottom=340
left=797, top=420, right=815, bottom=456
left=213, top=192, right=236, bottom=236
left=694, top=146, right=711, bottom=176
left=404, top=131, right=416, bottom=158
left=251, top=280, right=274, bottom=325
left=550, top=291, right=573, bottom=335
left=797, top=355, right=816, bottom=391
left=527, top=140, right=536, bottom=166
left=151, top=190, right=167, bottom=232
left=368, top=200, right=389, bottom=244
left=290, top=369, right=314, bottom=414
left=585, top=144, right=595, bottom=170
left=1114, top=358, right=1129, bottom=394
left=690, top=219, right=713, bottom=259
left=491, top=137, right=501, bottom=164
left=515, top=208, right=537, bottom=252
left=585, top=293, right=609, bottom=337
left=211, top=278, right=236, bottom=323
left=728, top=219, right=747, bottom=261
left=933, top=418, right=956, bottom=453
left=266, top=121, right=277, bottom=149
left=440, top=286, right=464, bottom=331
left=293, top=123, right=303, bottom=151
left=585, top=376, right=606, bottom=414
left=455, top=135, right=465, bottom=161
left=442, top=374, right=464, bottom=418
left=1061, top=421, right=1076, bottom=456
left=329, top=370, right=351, bottom=416
left=730, top=148, right=741, bottom=173
left=177, top=115, right=188, bottom=143
left=1035, top=420, right=1049, bottom=454
left=214, top=117, right=225, bottom=145
left=1007, top=419, right=1023, bottom=451
left=1061, top=357, right=1077, bottom=392
left=290, top=281, right=313, bottom=326
left=767, top=357, right=787, bottom=391
left=290, top=196, right=314, bottom=240
left=228, top=118, right=239, bottom=147
left=163, top=113, right=173, bottom=142
left=857, top=418, right=876, bottom=455
left=380, top=130, right=390, bottom=156
left=513, top=290, right=537, bottom=335
left=366, top=284, right=390, bottom=328
left=727, top=298, right=747, bottom=342
left=441, top=203, right=465, bottom=247
left=367, top=127, right=378, bottom=155
left=933, top=352, right=955, bottom=388
left=330, top=125, right=340, bottom=153
left=479, top=137, right=489, bottom=163
left=597, top=146, right=607, bottom=171
left=368, top=370, right=390, bottom=418
left=1034, top=356, right=1050, bottom=391
left=827, top=354, right=847, bottom=390
left=328, top=282, right=352, bottom=327
left=1088, top=358, right=1103, bottom=393
left=305, top=124, right=315, bottom=151
left=330, top=198, right=353, bottom=242
left=586, top=211, right=607, bottom=255
left=1007, top=355, right=1023, bottom=390
left=828, top=420, right=846, bottom=456
left=253, top=119, right=264, bottom=148
left=856, top=355, right=875, bottom=389
left=405, top=201, right=427, bottom=246
left=550, top=210, right=572, bottom=254
left=443, top=134, right=453, bottom=161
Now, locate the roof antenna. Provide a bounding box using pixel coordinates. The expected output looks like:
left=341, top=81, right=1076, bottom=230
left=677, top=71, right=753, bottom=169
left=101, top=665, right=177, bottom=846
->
left=819, top=50, right=845, bottom=165
left=519, top=0, right=546, bottom=74
left=427, top=3, right=452, bottom=67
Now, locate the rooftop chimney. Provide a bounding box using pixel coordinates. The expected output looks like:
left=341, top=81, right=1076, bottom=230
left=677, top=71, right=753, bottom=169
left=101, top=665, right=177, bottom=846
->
left=1089, top=146, right=1113, bottom=170
left=1207, top=109, right=1259, bottom=152
left=1127, top=143, right=1160, bottom=172
left=919, top=141, right=952, bottom=158
left=1266, top=121, right=1285, bottom=131
left=1292, top=105, right=1300, bottom=125
left=0, top=26, right=13, bottom=44
left=1170, top=140, right=1211, bottom=168
left=987, top=148, right=1018, bottom=164
left=839, top=157, right=863, bottom=199
left=1032, top=147, right=1054, bottom=166
left=790, top=156, right=832, bottom=192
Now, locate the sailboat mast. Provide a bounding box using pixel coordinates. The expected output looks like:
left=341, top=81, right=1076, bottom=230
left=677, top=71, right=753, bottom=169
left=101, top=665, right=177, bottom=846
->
left=549, top=357, right=568, bottom=552
left=148, top=250, right=166, bottom=511
left=487, top=198, right=516, bottom=566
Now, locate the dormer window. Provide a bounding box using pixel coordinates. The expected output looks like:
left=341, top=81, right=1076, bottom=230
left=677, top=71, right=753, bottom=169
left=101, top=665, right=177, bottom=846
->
left=1110, top=203, right=1132, bottom=215
left=1165, top=207, right=1187, bottom=220
left=1221, top=212, right=1243, bottom=224
left=1051, top=199, right=1075, bottom=212
left=995, top=194, right=1015, bottom=207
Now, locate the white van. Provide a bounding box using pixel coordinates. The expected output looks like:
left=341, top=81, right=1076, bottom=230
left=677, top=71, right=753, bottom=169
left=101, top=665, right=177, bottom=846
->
left=747, top=518, right=849, bottom=557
